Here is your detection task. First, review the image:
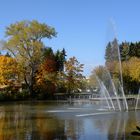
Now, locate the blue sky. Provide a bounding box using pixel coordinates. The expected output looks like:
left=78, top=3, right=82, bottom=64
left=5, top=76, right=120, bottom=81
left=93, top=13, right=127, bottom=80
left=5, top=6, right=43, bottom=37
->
left=0, top=0, right=140, bottom=76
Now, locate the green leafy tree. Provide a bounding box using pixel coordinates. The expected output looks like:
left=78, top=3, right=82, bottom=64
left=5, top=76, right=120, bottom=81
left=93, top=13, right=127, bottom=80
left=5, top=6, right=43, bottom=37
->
left=3, top=20, right=56, bottom=97
left=64, top=57, right=85, bottom=94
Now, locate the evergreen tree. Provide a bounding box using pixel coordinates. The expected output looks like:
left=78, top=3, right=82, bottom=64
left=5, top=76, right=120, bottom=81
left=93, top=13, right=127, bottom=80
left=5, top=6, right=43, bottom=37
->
left=55, top=48, right=66, bottom=72
left=105, top=42, right=112, bottom=62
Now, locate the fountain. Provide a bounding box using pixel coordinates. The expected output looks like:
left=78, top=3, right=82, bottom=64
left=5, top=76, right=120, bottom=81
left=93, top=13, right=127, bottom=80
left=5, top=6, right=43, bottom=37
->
left=101, top=82, right=115, bottom=110
left=116, top=38, right=128, bottom=111
left=135, top=88, right=140, bottom=110
left=43, top=22, right=140, bottom=140
left=92, top=37, right=135, bottom=111
left=94, top=73, right=113, bottom=110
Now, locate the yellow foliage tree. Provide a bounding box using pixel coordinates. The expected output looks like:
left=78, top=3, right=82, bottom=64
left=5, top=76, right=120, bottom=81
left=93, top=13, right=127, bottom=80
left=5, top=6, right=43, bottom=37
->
left=122, top=57, right=140, bottom=82
left=0, top=56, right=17, bottom=85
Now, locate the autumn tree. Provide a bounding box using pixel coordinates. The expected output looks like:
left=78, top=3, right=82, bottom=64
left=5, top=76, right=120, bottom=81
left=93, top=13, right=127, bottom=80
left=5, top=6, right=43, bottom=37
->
left=64, top=57, right=85, bottom=94
left=36, top=48, right=57, bottom=95
left=3, top=20, right=56, bottom=97
left=121, top=57, right=140, bottom=94
left=0, top=56, right=17, bottom=85
left=36, top=48, right=66, bottom=96
left=118, top=42, right=140, bottom=94
left=127, top=57, right=140, bottom=82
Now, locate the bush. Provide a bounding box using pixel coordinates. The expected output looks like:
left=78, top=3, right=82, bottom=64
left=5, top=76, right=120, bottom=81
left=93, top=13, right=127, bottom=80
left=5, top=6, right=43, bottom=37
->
left=14, top=89, right=29, bottom=100
left=0, top=92, right=5, bottom=100
left=0, top=91, right=13, bottom=100
left=0, top=89, right=30, bottom=101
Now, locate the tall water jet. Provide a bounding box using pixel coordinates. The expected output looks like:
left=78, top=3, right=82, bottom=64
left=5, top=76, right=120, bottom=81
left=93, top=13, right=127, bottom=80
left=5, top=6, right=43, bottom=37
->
left=100, top=82, right=112, bottom=110
left=94, top=73, right=112, bottom=110
left=105, top=20, right=128, bottom=111
left=135, top=88, right=140, bottom=110
left=119, top=82, right=128, bottom=111
left=104, top=67, right=122, bottom=111
left=93, top=65, right=121, bottom=111
left=116, top=40, right=128, bottom=111
left=101, top=82, right=115, bottom=110
left=110, top=76, right=122, bottom=111
left=105, top=39, right=128, bottom=111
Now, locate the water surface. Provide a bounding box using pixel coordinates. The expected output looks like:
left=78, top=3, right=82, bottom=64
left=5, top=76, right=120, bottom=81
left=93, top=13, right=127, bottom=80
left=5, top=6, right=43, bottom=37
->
left=0, top=101, right=139, bottom=140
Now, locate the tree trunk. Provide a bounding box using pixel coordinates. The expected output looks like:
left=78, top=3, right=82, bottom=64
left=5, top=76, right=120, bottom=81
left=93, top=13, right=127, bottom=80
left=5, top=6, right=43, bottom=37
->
left=24, top=74, right=35, bottom=98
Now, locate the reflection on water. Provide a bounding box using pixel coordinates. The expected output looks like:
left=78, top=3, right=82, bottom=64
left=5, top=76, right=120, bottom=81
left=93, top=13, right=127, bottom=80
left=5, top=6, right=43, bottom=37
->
left=0, top=102, right=139, bottom=140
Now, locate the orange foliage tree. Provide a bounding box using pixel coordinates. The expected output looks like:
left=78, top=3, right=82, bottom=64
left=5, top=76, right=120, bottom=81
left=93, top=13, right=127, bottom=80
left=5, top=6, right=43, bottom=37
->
left=36, top=53, right=58, bottom=95
left=0, top=56, right=17, bottom=85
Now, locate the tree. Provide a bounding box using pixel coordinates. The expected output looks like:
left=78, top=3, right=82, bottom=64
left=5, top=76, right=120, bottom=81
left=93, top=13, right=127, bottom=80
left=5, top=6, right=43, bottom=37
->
left=36, top=47, right=57, bottom=95
left=120, top=42, right=130, bottom=61
left=88, top=72, right=98, bottom=89
left=121, top=57, right=140, bottom=94
left=120, top=41, right=140, bottom=61
left=3, top=20, right=56, bottom=97
left=126, top=57, right=140, bottom=82
left=105, top=38, right=119, bottom=64
left=105, top=42, right=112, bottom=62
left=93, top=65, right=113, bottom=90
left=64, top=57, right=85, bottom=94
left=0, top=56, right=17, bottom=85
left=36, top=48, right=66, bottom=96
left=105, top=40, right=140, bottom=95
left=55, top=48, right=66, bottom=72
left=105, top=38, right=121, bottom=78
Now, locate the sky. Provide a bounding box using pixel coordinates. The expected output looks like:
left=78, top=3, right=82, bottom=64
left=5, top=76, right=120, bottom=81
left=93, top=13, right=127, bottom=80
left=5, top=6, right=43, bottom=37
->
left=0, top=0, right=140, bottom=76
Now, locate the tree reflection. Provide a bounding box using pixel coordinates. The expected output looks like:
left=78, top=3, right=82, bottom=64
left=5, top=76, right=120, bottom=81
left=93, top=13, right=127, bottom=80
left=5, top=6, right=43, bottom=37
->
left=0, top=103, right=84, bottom=140
left=0, top=104, right=66, bottom=139
left=91, top=111, right=140, bottom=140
left=0, top=103, right=140, bottom=140
left=107, top=112, right=140, bottom=140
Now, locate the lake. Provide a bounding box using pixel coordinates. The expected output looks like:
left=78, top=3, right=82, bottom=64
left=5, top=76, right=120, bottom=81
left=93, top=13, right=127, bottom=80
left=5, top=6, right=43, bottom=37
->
left=0, top=101, right=139, bottom=140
